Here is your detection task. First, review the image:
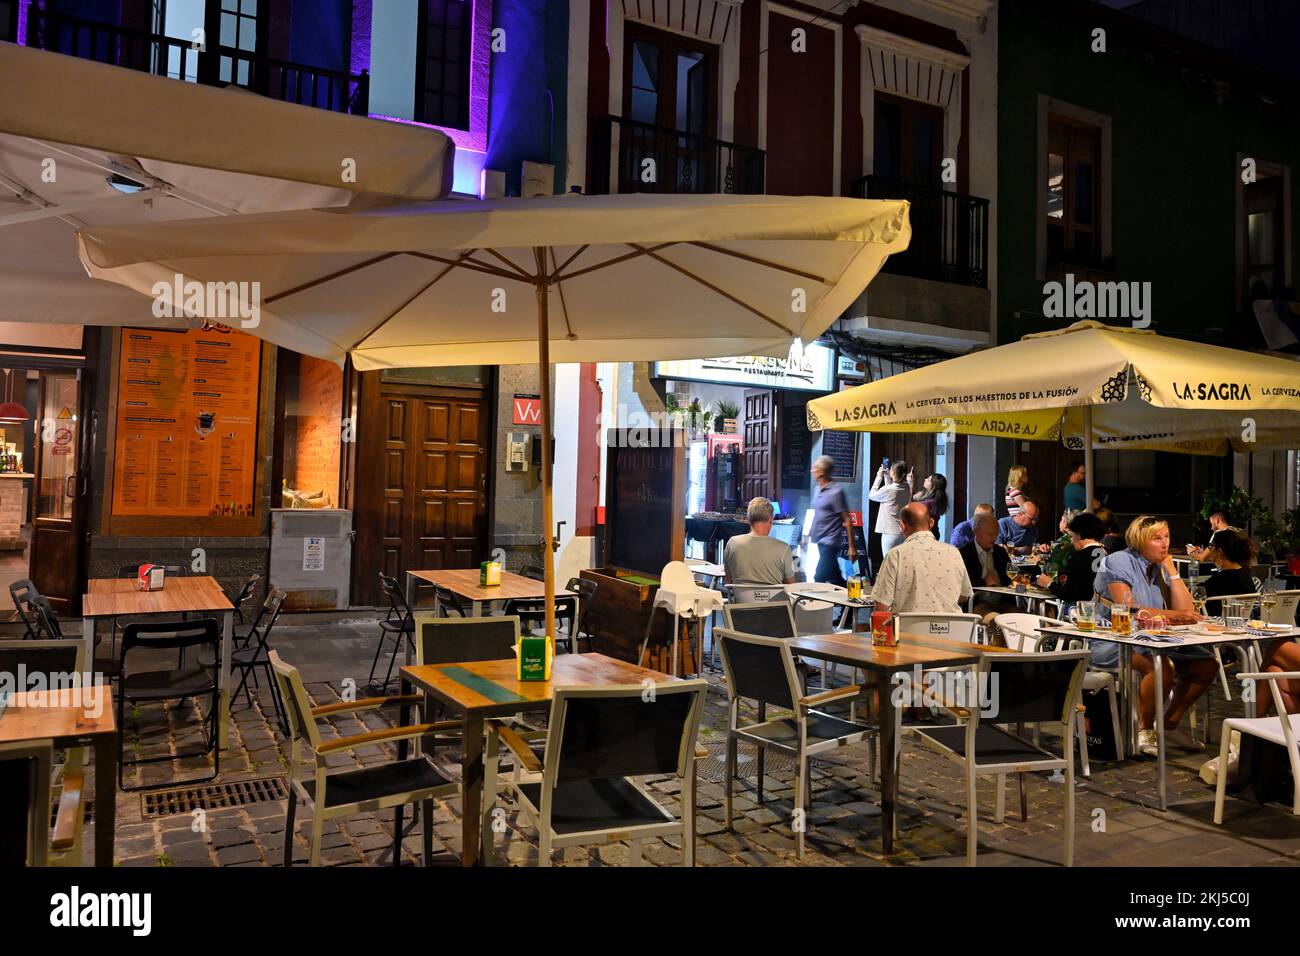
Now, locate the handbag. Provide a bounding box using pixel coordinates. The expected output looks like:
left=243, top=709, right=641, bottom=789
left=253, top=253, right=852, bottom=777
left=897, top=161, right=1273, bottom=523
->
left=1082, top=686, right=1120, bottom=761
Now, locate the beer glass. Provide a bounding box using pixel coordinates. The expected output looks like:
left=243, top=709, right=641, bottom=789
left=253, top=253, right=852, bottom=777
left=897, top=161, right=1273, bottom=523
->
left=1068, top=601, right=1097, bottom=631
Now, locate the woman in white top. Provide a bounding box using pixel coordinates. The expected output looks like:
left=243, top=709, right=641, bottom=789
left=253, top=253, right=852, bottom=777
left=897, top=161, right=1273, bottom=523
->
left=869, top=460, right=913, bottom=555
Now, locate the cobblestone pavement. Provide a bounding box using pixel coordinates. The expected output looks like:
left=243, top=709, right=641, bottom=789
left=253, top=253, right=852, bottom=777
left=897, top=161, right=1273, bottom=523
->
left=74, top=620, right=1300, bottom=868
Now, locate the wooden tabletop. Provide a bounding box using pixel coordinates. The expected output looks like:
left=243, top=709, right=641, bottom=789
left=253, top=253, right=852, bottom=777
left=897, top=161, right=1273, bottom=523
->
left=401, top=652, right=676, bottom=718
left=82, top=575, right=233, bottom=619
left=788, top=630, right=992, bottom=672
left=408, top=568, right=575, bottom=603
left=0, top=686, right=116, bottom=745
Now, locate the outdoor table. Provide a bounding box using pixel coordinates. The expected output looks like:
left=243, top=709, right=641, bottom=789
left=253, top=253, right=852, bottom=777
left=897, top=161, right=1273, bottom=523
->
left=684, top=559, right=725, bottom=587
left=1038, top=622, right=1298, bottom=810
left=398, top=652, right=678, bottom=866
left=784, top=630, right=999, bottom=854
left=0, top=684, right=117, bottom=866
left=82, top=576, right=235, bottom=746
left=970, top=584, right=1061, bottom=618
left=405, top=568, right=575, bottom=618
left=786, top=583, right=872, bottom=629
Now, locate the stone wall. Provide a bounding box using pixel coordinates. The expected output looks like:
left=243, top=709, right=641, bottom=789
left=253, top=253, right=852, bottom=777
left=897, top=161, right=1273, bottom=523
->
left=491, top=364, right=546, bottom=573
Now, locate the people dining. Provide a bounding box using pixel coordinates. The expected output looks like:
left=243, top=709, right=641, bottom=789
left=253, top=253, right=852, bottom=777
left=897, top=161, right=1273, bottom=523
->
left=1036, top=511, right=1108, bottom=609
left=960, top=511, right=1017, bottom=630
left=871, top=503, right=972, bottom=615
left=868, top=459, right=913, bottom=556
left=1189, top=509, right=1238, bottom=563
left=809, top=455, right=856, bottom=587
left=913, top=473, right=949, bottom=540
left=1095, top=507, right=1125, bottom=554
left=1095, top=515, right=1213, bottom=757
left=996, top=499, right=1040, bottom=550
left=1005, top=464, right=1029, bottom=517
left=725, top=497, right=798, bottom=587
left=950, top=502, right=994, bottom=550
left=1201, top=528, right=1260, bottom=617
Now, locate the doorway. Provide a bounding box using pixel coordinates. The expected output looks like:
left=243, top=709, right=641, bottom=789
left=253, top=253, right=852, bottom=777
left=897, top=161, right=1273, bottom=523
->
left=350, top=369, right=492, bottom=607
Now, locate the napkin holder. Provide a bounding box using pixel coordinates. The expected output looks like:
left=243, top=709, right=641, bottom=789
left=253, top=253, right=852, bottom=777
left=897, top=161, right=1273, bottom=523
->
left=480, top=560, right=502, bottom=587
left=516, top=635, right=553, bottom=681
left=137, top=564, right=166, bottom=591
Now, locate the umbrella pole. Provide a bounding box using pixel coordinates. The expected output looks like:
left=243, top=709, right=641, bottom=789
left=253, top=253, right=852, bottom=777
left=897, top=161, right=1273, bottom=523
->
left=536, top=250, right=556, bottom=653
left=1083, top=404, right=1095, bottom=512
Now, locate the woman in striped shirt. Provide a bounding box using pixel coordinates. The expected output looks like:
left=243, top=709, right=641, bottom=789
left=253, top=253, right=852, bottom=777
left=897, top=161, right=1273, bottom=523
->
left=1004, top=464, right=1028, bottom=517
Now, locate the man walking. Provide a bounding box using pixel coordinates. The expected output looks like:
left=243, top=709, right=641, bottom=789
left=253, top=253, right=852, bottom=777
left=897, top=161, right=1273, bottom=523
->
left=807, top=455, right=856, bottom=587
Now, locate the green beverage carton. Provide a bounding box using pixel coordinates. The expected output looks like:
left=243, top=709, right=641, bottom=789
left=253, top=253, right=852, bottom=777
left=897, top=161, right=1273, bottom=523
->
left=517, top=635, right=551, bottom=681
left=480, top=560, right=502, bottom=587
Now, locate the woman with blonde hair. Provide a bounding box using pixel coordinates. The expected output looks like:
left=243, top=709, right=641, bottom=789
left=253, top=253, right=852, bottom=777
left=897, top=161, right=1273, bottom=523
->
left=1094, top=515, right=1214, bottom=756
left=1004, top=465, right=1028, bottom=518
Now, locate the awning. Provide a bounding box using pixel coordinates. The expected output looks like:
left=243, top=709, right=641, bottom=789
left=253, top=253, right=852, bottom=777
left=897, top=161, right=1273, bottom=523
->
left=0, top=41, right=454, bottom=328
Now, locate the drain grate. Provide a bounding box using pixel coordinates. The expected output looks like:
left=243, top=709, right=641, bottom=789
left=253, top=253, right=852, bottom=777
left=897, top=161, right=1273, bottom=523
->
left=141, top=776, right=288, bottom=818
left=696, top=744, right=828, bottom=785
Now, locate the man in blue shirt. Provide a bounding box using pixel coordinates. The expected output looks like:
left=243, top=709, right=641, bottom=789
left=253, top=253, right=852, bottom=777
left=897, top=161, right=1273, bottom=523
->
left=1063, top=462, right=1087, bottom=512
left=949, top=502, right=994, bottom=550
left=807, top=454, right=856, bottom=586
left=996, top=499, right=1039, bottom=549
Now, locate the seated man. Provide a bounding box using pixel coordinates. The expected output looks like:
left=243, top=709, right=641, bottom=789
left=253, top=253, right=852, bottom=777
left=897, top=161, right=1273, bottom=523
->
left=872, top=503, right=972, bottom=615
left=725, top=496, right=798, bottom=586
left=949, top=502, right=994, bottom=550
left=960, top=510, right=1017, bottom=639
left=997, top=499, right=1040, bottom=550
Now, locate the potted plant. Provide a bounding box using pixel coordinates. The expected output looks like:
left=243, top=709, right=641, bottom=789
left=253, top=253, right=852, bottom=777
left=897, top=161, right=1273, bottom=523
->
left=713, top=399, right=740, bottom=434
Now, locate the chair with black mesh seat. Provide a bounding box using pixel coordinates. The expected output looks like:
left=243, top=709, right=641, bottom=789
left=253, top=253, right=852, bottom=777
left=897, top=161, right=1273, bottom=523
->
left=117, top=617, right=221, bottom=792
left=226, top=573, right=260, bottom=629
left=9, top=580, right=43, bottom=639
left=504, top=592, right=578, bottom=648
left=0, top=742, right=52, bottom=867
left=484, top=680, right=708, bottom=866
left=368, top=572, right=415, bottom=693
left=270, top=650, right=460, bottom=867
left=908, top=648, right=1089, bottom=866
left=520, top=565, right=545, bottom=581
left=713, top=626, right=875, bottom=859
left=433, top=585, right=469, bottom=618
left=0, top=640, right=88, bottom=866
left=199, top=587, right=288, bottom=735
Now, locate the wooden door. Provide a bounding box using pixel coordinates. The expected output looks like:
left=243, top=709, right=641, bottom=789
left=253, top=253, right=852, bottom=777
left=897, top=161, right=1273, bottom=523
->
left=741, top=389, right=775, bottom=503
left=352, top=373, right=490, bottom=607
left=29, top=369, right=91, bottom=615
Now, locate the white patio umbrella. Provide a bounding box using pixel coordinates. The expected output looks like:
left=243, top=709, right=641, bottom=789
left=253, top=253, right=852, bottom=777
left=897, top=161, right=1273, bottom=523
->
left=806, top=321, right=1300, bottom=509
left=76, top=192, right=911, bottom=647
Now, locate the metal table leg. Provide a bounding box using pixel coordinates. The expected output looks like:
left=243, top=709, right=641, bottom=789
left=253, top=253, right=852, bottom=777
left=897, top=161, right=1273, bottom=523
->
left=1153, top=650, right=1166, bottom=811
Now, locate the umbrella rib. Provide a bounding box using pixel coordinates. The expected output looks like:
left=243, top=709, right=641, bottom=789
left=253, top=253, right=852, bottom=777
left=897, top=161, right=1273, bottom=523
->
left=404, top=250, right=529, bottom=282
left=482, top=248, right=536, bottom=281
left=553, top=242, right=679, bottom=282
left=548, top=247, right=576, bottom=339
left=687, top=241, right=831, bottom=284
left=354, top=250, right=474, bottom=349
left=265, top=252, right=402, bottom=305
left=629, top=243, right=797, bottom=337
left=551, top=244, right=590, bottom=278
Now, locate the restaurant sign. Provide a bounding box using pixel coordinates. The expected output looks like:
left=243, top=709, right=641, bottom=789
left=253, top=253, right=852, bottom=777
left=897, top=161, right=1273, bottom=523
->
left=654, top=344, right=834, bottom=393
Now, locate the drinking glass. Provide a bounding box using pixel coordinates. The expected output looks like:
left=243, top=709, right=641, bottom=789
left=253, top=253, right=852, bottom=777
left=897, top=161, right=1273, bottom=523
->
left=1261, top=580, right=1280, bottom=624
left=1111, top=605, right=1132, bottom=636
left=1069, top=601, right=1097, bottom=631
left=1225, top=601, right=1247, bottom=631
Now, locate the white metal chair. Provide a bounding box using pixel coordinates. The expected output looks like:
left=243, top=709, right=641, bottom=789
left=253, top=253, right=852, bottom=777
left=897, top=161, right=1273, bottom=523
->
left=1214, top=671, right=1300, bottom=824
left=909, top=648, right=1090, bottom=866
left=483, top=680, right=708, bottom=866
left=714, top=627, right=875, bottom=859
left=640, top=561, right=724, bottom=676
left=893, top=611, right=982, bottom=644
left=1202, top=591, right=1262, bottom=700
left=270, top=651, right=460, bottom=867
left=995, top=613, right=1124, bottom=775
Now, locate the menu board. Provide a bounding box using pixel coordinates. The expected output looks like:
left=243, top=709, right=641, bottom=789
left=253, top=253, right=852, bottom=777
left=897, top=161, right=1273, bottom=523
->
left=111, top=328, right=261, bottom=518
left=608, top=443, right=675, bottom=574
left=780, top=397, right=811, bottom=488
left=820, top=429, right=858, bottom=481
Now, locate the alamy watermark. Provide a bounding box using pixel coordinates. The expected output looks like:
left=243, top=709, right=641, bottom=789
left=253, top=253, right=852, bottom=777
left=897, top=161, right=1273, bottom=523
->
left=1042, top=272, right=1151, bottom=328
left=151, top=273, right=261, bottom=329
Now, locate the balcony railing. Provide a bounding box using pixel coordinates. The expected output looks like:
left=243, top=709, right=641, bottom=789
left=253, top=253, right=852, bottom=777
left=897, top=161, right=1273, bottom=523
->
left=29, top=9, right=369, bottom=115
left=852, top=175, right=989, bottom=288
left=589, top=115, right=765, bottom=195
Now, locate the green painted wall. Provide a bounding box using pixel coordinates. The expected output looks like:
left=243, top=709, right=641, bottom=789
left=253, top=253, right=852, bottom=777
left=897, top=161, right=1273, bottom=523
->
left=997, top=0, right=1300, bottom=346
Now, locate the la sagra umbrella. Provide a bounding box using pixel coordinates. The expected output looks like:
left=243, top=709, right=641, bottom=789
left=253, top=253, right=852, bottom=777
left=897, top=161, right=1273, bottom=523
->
left=806, top=321, right=1300, bottom=509
left=76, top=192, right=911, bottom=647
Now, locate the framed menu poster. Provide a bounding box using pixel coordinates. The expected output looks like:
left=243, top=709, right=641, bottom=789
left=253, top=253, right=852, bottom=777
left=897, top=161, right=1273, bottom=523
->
left=110, top=327, right=262, bottom=520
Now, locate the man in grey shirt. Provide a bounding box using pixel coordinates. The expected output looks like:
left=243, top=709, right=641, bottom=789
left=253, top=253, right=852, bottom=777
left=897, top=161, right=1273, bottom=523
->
left=725, top=497, right=798, bottom=586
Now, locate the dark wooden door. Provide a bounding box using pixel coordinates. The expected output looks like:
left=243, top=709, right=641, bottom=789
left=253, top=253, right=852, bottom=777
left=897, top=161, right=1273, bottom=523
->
left=29, top=369, right=91, bottom=615
left=741, top=389, right=775, bottom=503
left=352, top=374, right=490, bottom=607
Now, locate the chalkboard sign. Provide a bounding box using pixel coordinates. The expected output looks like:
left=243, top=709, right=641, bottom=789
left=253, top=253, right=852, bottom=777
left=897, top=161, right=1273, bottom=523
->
left=780, top=398, right=811, bottom=488
left=605, top=433, right=684, bottom=575
left=821, top=429, right=858, bottom=481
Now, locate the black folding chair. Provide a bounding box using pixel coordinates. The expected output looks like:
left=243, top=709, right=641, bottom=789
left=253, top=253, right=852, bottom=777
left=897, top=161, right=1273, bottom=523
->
left=8, top=580, right=43, bottom=639
left=368, top=572, right=415, bottom=693
left=226, top=573, right=261, bottom=628
left=117, top=618, right=221, bottom=791
left=565, top=576, right=599, bottom=653
left=199, top=587, right=287, bottom=735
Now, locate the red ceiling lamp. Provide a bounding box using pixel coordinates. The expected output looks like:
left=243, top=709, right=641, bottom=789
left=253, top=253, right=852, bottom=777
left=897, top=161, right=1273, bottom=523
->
left=0, top=369, right=30, bottom=425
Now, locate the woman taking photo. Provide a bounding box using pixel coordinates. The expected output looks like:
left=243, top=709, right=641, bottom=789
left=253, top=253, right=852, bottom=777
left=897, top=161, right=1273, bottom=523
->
left=1004, top=465, right=1028, bottom=518
left=1095, top=515, right=1214, bottom=756
left=913, top=473, right=949, bottom=539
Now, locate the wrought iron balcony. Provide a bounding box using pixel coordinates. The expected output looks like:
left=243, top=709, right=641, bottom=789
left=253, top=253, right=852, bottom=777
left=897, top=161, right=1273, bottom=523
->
left=852, top=175, right=989, bottom=288
left=589, top=115, right=765, bottom=195
left=28, top=9, right=369, bottom=116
